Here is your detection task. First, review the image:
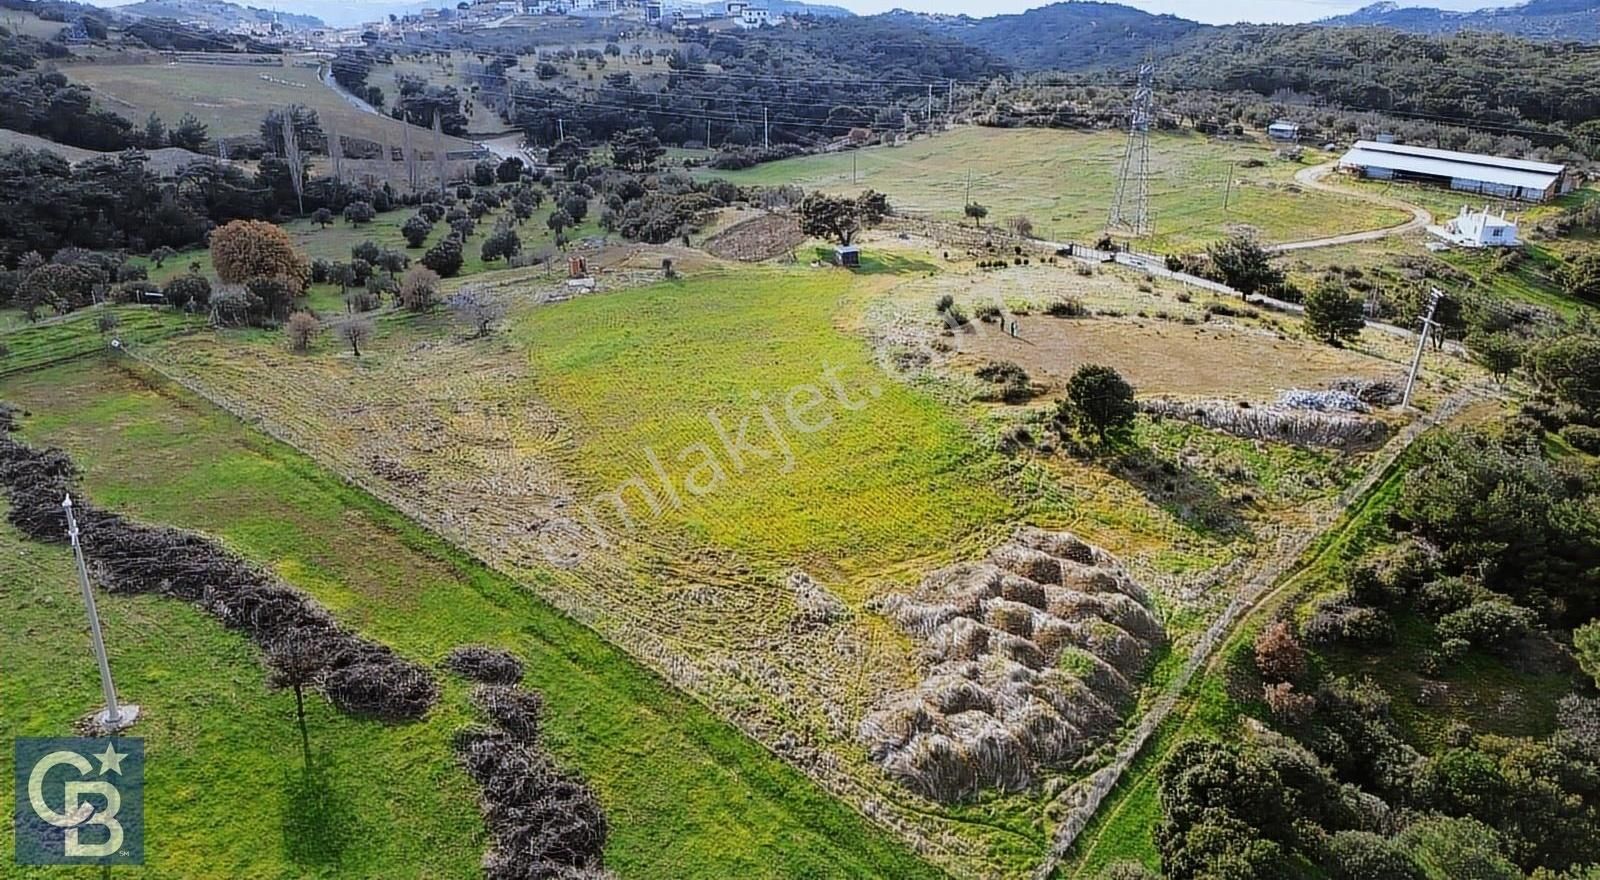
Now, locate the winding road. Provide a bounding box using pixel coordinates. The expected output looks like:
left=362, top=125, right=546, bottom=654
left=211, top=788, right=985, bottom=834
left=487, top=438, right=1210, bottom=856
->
left=1267, top=162, right=1433, bottom=253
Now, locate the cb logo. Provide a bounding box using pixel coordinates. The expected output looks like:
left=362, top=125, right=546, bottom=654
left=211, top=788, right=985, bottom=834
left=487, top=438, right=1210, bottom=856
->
left=13, top=737, right=143, bottom=865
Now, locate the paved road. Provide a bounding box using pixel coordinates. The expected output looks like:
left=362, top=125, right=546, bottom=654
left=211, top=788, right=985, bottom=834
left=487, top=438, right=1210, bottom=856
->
left=1267, top=163, right=1432, bottom=253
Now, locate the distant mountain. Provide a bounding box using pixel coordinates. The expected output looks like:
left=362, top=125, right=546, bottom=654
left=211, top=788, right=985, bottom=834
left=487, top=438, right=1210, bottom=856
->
left=1322, top=0, right=1600, bottom=41
left=875, top=2, right=1209, bottom=71
left=115, top=0, right=323, bottom=31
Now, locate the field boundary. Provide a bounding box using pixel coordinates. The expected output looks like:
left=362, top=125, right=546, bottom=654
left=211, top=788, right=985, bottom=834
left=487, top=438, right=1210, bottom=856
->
left=111, top=341, right=978, bottom=876
left=1032, top=387, right=1483, bottom=879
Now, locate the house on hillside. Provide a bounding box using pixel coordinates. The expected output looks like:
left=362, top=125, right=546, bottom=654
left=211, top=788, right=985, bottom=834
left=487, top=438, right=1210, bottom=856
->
left=1337, top=140, right=1577, bottom=202
left=1429, top=205, right=1521, bottom=248
left=1267, top=120, right=1300, bottom=141
left=737, top=5, right=778, bottom=26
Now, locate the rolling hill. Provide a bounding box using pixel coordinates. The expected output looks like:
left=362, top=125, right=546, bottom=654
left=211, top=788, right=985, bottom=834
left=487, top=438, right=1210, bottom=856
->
left=876, top=2, right=1209, bottom=71
left=1323, top=0, right=1600, bottom=41
left=115, top=0, right=323, bottom=31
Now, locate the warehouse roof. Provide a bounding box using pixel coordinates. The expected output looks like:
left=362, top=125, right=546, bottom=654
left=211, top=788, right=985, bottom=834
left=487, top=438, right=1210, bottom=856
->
left=1338, top=140, right=1565, bottom=191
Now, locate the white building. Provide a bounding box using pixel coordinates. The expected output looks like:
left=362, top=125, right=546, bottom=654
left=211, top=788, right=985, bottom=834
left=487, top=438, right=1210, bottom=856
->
left=1339, top=140, right=1575, bottom=202
left=1429, top=206, right=1521, bottom=248
left=737, top=5, right=778, bottom=27
left=1267, top=120, right=1300, bottom=141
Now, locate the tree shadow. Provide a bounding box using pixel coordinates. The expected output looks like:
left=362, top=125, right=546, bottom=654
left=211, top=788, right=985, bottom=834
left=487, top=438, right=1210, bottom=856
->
left=1106, top=442, right=1250, bottom=540
left=280, top=744, right=362, bottom=871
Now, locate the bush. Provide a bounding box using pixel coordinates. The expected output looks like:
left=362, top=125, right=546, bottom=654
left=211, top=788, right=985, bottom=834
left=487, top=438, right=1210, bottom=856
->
left=1254, top=621, right=1306, bottom=683
left=974, top=360, right=1032, bottom=403
left=1560, top=424, right=1600, bottom=455
left=1436, top=600, right=1535, bottom=650
left=422, top=236, right=464, bottom=278
left=161, top=273, right=212, bottom=310
left=343, top=201, right=376, bottom=226
left=1045, top=298, right=1086, bottom=317
left=285, top=312, right=319, bottom=352
left=443, top=646, right=524, bottom=685
left=406, top=216, right=438, bottom=249
left=351, top=240, right=381, bottom=264
left=398, top=265, right=441, bottom=313
left=1322, top=830, right=1423, bottom=880
left=480, top=227, right=521, bottom=263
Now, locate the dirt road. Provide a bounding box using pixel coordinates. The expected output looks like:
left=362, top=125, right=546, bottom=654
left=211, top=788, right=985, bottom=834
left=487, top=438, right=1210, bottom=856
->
left=1267, top=163, right=1432, bottom=253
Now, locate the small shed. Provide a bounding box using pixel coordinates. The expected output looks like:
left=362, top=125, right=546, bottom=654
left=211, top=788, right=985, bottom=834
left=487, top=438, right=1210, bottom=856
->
left=1267, top=121, right=1300, bottom=141
left=834, top=245, right=861, bottom=268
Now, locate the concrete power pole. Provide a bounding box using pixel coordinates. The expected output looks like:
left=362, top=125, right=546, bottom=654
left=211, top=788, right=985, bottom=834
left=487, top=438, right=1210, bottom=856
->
left=763, top=105, right=769, bottom=150
left=1401, top=288, right=1444, bottom=409
left=64, top=495, right=138, bottom=730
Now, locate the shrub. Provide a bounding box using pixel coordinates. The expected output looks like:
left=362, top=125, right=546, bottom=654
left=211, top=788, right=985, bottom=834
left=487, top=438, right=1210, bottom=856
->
left=480, top=227, right=521, bottom=263
left=935, top=294, right=955, bottom=313
left=443, top=646, right=525, bottom=685
left=422, top=236, right=464, bottom=278
left=285, top=312, right=319, bottom=352
left=1322, top=830, right=1423, bottom=880
left=1254, top=621, right=1305, bottom=683
left=975, top=303, right=1003, bottom=323
left=1560, top=424, right=1600, bottom=455
left=1262, top=681, right=1316, bottom=724
left=1436, top=600, right=1535, bottom=650
left=1045, top=298, right=1086, bottom=317
left=343, top=201, right=376, bottom=226
left=974, top=360, right=1032, bottom=403
left=398, top=265, right=441, bottom=313
left=351, top=240, right=381, bottom=264
left=398, top=215, right=431, bottom=250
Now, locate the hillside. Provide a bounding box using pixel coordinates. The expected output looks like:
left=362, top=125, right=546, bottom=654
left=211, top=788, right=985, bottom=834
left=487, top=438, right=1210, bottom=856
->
left=115, top=0, right=323, bottom=30
left=876, top=2, right=1209, bottom=71
left=1324, top=0, right=1600, bottom=41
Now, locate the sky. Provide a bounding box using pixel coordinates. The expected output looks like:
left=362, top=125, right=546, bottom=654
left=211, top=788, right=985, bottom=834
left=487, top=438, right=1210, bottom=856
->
left=81, top=0, right=1519, bottom=26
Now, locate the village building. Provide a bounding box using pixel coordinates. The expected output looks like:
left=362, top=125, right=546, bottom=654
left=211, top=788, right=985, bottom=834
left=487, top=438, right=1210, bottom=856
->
left=1337, top=140, right=1576, bottom=202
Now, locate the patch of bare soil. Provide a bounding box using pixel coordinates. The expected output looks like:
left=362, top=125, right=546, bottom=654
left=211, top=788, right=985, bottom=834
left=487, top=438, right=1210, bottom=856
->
left=703, top=212, right=805, bottom=262
left=956, top=316, right=1396, bottom=399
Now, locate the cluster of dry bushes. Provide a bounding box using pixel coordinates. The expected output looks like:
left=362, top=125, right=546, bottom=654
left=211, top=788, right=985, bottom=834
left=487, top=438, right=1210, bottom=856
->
left=447, top=645, right=613, bottom=880
left=0, top=402, right=439, bottom=722
left=861, top=528, right=1165, bottom=802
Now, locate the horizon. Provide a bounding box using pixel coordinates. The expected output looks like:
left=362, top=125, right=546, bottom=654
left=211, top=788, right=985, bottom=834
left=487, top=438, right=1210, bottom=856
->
left=81, top=0, right=1527, bottom=27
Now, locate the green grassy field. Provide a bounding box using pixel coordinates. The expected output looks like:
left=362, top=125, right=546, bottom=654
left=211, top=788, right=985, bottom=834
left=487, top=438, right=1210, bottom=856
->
left=698, top=127, right=1407, bottom=251
left=0, top=306, right=198, bottom=377
left=0, top=360, right=945, bottom=880
left=60, top=57, right=476, bottom=150
left=515, top=267, right=1015, bottom=580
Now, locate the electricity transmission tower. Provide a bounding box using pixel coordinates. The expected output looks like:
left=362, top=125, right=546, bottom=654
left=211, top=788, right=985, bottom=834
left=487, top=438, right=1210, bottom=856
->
left=1107, top=61, right=1156, bottom=238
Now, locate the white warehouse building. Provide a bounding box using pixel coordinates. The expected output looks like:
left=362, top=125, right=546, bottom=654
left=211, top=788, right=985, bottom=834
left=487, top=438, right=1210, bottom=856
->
left=1337, top=140, right=1577, bottom=202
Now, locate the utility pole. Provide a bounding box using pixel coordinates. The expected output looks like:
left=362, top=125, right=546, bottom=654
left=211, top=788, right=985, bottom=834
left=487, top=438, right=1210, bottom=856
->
left=705, top=117, right=711, bottom=148
left=1401, top=288, right=1444, bottom=409
left=1222, top=160, right=1235, bottom=211
left=763, top=105, right=769, bottom=150
left=1108, top=60, right=1155, bottom=237
left=965, top=168, right=972, bottom=209
left=64, top=495, right=138, bottom=730
left=927, top=83, right=933, bottom=123
left=853, top=149, right=857, bottom=183
left=557, top=117, right=565, bottom=141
